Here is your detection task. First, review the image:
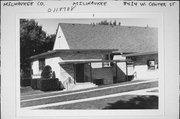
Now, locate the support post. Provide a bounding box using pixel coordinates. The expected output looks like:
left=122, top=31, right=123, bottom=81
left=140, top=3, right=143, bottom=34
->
left=115, top=61, right=117, bottom=83
left=90, top=63, right=92, bottom=83
left=125, top=61, right=128, bottom=81
left=73, top=64, right=76, bottom=84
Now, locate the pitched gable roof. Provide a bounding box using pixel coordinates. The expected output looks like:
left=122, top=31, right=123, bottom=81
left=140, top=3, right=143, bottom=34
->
left=59, top=23, right=158, bottom=53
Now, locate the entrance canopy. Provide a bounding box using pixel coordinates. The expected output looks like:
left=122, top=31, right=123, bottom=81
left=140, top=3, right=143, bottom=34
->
left=58, top=59, right=130, bottom=84
left=59, top=59, right=129, bottom=84
left=58, top=59, right=128, bottom=65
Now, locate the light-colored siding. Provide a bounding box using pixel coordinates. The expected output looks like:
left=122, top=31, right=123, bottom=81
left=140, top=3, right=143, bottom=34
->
left=113, top=55, right=126, bottom=73
left=31, top=60, right=41, bottom=78
left=53, top=25, right=70, bottom=50
left=45, top=57, right=61, bottom=81
left=128, top=54, right=158, bottom=80
left=113, top=55, right=127, bottom=82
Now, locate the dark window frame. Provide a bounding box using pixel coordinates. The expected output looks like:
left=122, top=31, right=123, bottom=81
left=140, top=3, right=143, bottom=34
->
left=147, top=59, right=155, bottom=70
left=103, top=54, right=111, bottom=67
left=39, top=58, right=45, bottom=71
left=126, top=56, right=134, bottom=67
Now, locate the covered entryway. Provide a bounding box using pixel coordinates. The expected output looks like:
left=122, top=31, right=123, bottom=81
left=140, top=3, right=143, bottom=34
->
left=75, top=63, right=85, bottom=82
left=59, top=59, right=129, bottom=85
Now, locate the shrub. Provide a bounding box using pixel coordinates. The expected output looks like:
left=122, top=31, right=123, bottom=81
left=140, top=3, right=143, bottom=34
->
left=21, top=78, right=31, bottom=87
left=38, top=65, right=64, bottom=91
left=37, top=79, right=41, bottom=90
left=38, top=78, right=64, bottom=91
left=52, top=71, right=56, bottom=78
left=31, top=78, right=40, bottom=90
left=128, top=75, right=134, bottom=81
left=41, top=65, right=53, bottom=79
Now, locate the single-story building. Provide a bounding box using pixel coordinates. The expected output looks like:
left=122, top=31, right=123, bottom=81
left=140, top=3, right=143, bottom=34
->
left=30, top=23, right=158, bottom=89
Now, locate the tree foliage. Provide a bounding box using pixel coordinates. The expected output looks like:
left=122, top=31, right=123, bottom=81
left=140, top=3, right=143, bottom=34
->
left=20, top=19, right=55, bottom=73
left=97, top=20, right=121, bottom=26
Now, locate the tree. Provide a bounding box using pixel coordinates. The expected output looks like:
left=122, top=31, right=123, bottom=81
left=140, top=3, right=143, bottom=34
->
left=113, top=20, right=117, bottom=26
left=118, top=22, right=121, bottom=26
left=20, top=19, right=55, bottom=75
left=98, top=20, right=119, bottom=26
left=40, top=34, right=56, bottom=53
left=98, top=20, right=109, bottom=25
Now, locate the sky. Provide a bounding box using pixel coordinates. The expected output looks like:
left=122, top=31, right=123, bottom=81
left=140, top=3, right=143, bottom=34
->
left=35, top=18, right=159, bottom=35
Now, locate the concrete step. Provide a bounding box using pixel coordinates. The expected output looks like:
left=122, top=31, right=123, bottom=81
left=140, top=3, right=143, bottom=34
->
left=71, top=82, right=97, bottom=91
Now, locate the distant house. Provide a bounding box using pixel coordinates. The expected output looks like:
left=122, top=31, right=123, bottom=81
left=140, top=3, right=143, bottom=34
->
left=30, top=23, right=158, bottom=89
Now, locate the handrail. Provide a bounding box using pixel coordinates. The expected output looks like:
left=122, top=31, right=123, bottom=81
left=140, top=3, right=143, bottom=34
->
left=133, top=71, right=137, bottom=79
left=63, top=77, right=75, bottom=90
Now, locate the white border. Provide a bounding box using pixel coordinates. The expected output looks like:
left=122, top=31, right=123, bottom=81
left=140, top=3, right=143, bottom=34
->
left=16, top=12, right=164, bottom=117
left=2, top=1, right=179, bottom=119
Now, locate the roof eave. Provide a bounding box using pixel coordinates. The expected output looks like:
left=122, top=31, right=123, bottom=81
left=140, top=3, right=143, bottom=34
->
left=29, top=49, right=118, bottom=60
left=122, top=51, right=158, bottom=57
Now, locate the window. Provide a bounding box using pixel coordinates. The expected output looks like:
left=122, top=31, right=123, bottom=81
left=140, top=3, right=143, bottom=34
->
left=126, top=57, right=134, bottom=66
left=147, top=59, right=155, bottom=70
left=103, top=54, right=110, bottom=67
left=39, top=58, right=45, bottom=71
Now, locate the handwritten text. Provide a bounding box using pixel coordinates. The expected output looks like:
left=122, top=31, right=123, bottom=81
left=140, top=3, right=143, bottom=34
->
left=123, top=1, right=176, bottom=7
left=3, top=2, right=34, bottom=7
left=72, top=1, right=107, bottom=6
left=47, top=6, right=76, bottom=13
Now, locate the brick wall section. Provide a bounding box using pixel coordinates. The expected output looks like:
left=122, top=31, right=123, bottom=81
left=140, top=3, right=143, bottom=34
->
left=60, top=64, right=74, bottom=83
left=58, top=52, right=106, bottom=84
left=84, top=64, right=114, bottom=84
left=92, top=67, right=114, bottom=85
left=60, top=63, right=114, bottom=85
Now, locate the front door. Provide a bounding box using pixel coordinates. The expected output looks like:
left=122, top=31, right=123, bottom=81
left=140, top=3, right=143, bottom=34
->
left=75, top=64, right=84, bottom=82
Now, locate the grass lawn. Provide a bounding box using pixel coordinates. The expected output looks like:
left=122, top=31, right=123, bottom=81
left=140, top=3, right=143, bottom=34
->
left=21, top=80, right=152, bottom=100
left=39, top=95, right=158, bottom=109
left=21, top=86, right=45, bottom=96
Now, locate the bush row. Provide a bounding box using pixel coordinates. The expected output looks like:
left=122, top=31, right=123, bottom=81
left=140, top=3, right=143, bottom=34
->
left=20, top=78, right=31, bottom=87
left=31, top=78, right=64, bottom=91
